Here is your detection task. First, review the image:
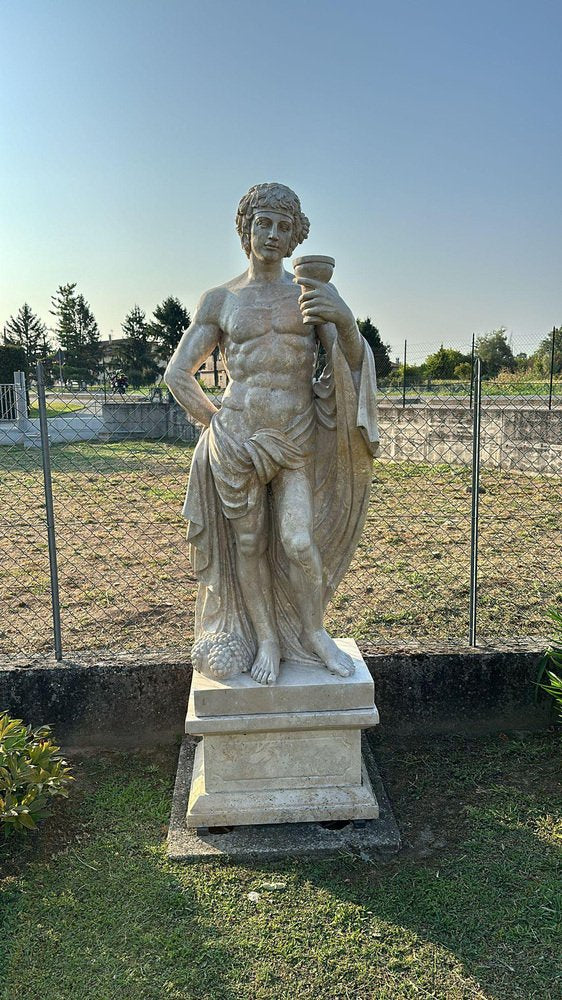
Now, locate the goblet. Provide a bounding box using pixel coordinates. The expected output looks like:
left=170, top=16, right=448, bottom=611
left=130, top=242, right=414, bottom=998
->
left=292, top=254, right=335, bottom=285
left=292, top=255, right=335, bottom=326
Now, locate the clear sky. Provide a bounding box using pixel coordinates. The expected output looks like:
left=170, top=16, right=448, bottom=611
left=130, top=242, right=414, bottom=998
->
left=1, top=0, right=561, bottom=361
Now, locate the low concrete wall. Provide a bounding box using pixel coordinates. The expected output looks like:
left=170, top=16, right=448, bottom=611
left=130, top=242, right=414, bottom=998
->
left=101, top=401, right=199, bottom=443
left=0, top=415, right=104, bottom=446
left=378, top=403, right=562, bottom=473
left=99, top=400, right=562, bottom=473
left=0, top=641, right=552, bottom=748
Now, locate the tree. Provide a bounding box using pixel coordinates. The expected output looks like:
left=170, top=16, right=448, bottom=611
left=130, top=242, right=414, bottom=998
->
left=117, top=306, right=160, bottom=387
left=356, top=317, right=392, bottom=377
left=454, top=361, right=472, bottom=380
left=529, top=327, right=562, bottom=378
left=0, top=344, right=27, bottom=384
left=476, top=328, right=516, bottom=378
left=50, top=283, right=101, bottom=383
left=3, top=303, right=47, bottom=370
left=148, top=296, right=190, bottom=362
left=424, top=346, right=471, bottom=380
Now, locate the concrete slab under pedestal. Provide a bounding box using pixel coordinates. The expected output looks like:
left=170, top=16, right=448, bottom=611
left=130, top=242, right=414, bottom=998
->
left=168, top=736, right=402, bottom=861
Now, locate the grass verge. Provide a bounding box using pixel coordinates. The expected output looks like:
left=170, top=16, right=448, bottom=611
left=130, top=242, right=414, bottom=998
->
left=1, top=731, right=560, bottom=999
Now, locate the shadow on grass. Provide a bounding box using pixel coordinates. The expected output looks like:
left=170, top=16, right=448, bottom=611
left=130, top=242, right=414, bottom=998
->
left=1, top=738, right=560, bottom=999
left=0, top=439, right=195, bottom=476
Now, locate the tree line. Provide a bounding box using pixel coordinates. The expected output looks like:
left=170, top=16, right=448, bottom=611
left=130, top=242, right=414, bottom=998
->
left=384, top=327, right=562, bottom=384
left=2, top=289, right=560, bottom=387
left=2, top=285, right=191, bottom=387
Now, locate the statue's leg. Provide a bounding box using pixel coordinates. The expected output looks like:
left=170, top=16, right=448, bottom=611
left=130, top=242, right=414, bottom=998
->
left=230, top=493, right=280, bottom=686
left=273, top=468, right=355, bottom=678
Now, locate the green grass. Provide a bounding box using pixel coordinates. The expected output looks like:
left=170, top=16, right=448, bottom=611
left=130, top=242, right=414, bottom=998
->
left=378, top=379, right=562, bottom=398
left=1, top=732, right=560, bottom=999
left=27, top=400, right=84, bottom=417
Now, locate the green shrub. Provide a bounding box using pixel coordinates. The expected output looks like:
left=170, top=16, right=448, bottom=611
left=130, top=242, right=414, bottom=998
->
left=0, top=343, right=28, bottom=384
left=537, top=608, right=562, bottom=721
left=0, top=712, right=74, bottom=836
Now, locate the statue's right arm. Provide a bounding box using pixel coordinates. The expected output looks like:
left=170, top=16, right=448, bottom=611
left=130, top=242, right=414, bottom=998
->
left=164, top=290, right=223, bottom=428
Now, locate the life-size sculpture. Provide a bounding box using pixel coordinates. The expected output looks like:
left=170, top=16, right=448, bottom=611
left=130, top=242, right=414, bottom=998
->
left=165, top=183, right=379, bottom=687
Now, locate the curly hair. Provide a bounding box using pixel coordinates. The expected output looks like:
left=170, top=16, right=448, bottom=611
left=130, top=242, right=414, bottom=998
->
left=235, top=182, right=310, bottom=258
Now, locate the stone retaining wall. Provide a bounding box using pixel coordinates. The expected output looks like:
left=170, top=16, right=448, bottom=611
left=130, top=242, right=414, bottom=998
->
left=102, top=401, right=562, bottom=473
left=0, top=642, right=552, bottom=748
left=377, top=403, right=562, bottom=474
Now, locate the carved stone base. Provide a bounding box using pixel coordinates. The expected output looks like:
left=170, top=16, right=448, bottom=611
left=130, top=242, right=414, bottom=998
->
left=185, top=638, right=379, bottom=829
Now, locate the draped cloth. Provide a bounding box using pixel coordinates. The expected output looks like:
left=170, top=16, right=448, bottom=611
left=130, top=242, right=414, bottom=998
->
left=182, top=331, right=379, bottom=664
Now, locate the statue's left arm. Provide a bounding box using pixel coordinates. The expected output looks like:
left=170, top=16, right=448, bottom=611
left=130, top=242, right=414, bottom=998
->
left=298, top=279, right=364, bottom=372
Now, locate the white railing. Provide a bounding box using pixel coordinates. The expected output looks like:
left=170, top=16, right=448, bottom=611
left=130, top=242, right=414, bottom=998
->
left=0, top=384, right=17, bottom=420
left=0, top=372, right=28, bottom=422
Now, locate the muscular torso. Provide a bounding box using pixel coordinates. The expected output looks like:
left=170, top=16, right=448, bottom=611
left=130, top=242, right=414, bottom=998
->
left=216, top=274, right=317, bottom=435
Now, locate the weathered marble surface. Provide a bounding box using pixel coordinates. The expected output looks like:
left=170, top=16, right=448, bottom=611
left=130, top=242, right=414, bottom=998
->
left=187, top=745, right=379, bottom=827
left=185, top=639, right=379, bottom=828
left=165, top=183, right=379, bottom=688
left=189, top=638, right=376, bottom=718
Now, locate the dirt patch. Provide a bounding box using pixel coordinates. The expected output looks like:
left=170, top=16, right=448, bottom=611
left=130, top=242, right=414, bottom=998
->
left=1, top=441, right=561, bottom=655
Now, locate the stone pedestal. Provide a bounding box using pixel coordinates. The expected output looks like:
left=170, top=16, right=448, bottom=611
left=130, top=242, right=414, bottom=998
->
left=185, top=638, right=380, bottom=829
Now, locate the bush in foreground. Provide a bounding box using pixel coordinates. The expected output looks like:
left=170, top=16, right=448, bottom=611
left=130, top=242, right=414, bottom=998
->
left=537, top=607, right=562, bottom=721
left=0, top=712, right=74, bottom=836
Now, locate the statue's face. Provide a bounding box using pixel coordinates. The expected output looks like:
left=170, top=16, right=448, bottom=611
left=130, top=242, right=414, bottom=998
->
left=250, top=209, right=293, bottom=262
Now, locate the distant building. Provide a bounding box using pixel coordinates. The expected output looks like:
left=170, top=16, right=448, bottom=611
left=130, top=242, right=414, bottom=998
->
left=99, top=336, right=128, bottom=368
left=99, top=335, right=167, bottom=375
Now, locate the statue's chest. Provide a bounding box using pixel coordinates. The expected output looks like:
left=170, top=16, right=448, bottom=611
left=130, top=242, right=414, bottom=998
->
left=222, top=292, right=307, bottom=345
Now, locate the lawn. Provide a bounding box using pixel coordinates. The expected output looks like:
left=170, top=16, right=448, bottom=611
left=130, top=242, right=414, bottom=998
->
left=1, top=441, right=561, bottom=655
left=1, top=731, right=560, bottom=999
left=378, top=379, right=562, bottom=399
left=27, top=400, right=84, bottom=418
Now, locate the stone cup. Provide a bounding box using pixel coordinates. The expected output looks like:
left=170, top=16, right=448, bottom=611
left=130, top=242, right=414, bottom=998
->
left=292, top=254, right=335, bottom=286
left=292, top=255, right=335, bottom=326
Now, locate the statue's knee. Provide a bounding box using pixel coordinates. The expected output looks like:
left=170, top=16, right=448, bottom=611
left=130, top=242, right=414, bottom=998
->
left=282, top=529, right=313, bottom=564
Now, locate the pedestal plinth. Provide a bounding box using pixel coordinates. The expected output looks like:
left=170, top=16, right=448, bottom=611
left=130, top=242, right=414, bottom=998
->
left=185, top=638, right=380, bottom=829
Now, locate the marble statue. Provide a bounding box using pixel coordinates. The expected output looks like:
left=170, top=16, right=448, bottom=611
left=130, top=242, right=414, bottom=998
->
left=165, top=183, right=379, bottom=687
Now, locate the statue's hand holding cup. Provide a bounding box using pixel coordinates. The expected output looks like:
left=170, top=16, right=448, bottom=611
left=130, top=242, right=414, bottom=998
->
left=292, top=255, right=335, bottom=326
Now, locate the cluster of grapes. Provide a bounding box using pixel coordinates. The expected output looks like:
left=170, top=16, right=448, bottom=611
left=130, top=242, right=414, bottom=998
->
left=191, top=631, right=252, bottom=679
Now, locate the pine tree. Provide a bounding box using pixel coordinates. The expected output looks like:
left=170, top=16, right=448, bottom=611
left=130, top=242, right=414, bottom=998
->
left=356, top=317, right=392, bottom=377
left=117, top=306, right=159, bottom=387
left=3, top=303, right=47, bottom=369
left=148, top=296, right=190, bottom=362
left=50, top=284, right=101, bottom=383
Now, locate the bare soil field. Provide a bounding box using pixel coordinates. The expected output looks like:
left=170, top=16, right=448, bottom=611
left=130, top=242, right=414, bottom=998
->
left=1, top=440, right=561, bottom=656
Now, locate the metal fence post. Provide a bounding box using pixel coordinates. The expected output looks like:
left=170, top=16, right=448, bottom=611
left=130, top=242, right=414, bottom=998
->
left=402, top=339, right=407, bottom=409
left=469, top=333, right=475, bottom=410
left=469, top=356, right=482, bottom=646
left=548, top=326, right=556, bottom=411
left=36, top=362, right=63, bottom=660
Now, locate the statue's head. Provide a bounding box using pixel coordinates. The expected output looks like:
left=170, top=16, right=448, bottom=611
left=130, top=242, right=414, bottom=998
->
left=236, top=183, right=310, bottom=258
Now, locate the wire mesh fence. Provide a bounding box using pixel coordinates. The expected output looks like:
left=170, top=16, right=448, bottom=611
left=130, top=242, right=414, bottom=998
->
left=1, top=358, right=561, bottom=658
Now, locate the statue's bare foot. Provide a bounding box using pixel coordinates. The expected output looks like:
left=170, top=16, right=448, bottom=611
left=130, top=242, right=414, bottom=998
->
left=303, top=628, right=355, bottom=677
left=250, top=639, right=281, bottom=686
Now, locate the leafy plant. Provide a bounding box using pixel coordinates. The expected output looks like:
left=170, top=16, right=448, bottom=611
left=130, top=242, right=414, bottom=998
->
left=0, top=712, right=74, bottom=836
left=537, top=608, right=562, bottom=720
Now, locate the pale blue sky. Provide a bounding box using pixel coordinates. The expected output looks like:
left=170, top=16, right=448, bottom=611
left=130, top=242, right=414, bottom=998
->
left=1, top=0, right=561, bottom=361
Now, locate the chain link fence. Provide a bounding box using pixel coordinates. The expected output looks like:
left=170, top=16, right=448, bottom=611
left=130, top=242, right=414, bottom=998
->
left=1, top=357, right=561, bottom=658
